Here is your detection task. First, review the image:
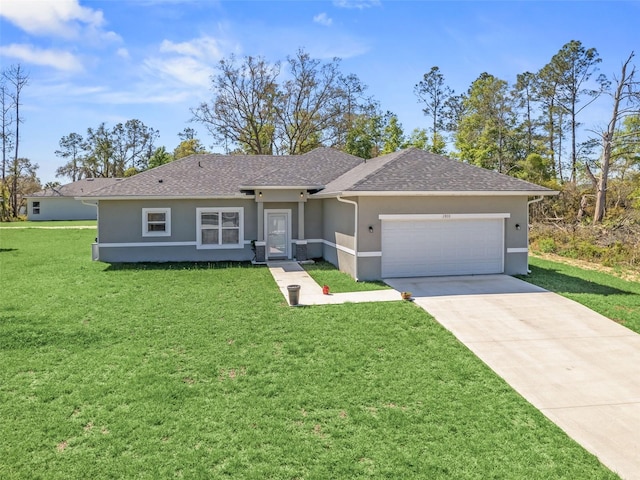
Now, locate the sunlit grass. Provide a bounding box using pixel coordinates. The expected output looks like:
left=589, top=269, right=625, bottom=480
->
left=303, top=260, right=391, bottom=293
left=0, top=229, right=619, bottom=479
left=0, top=219, right=96, bottom=228
left=522, top=257, right=640, bottom=333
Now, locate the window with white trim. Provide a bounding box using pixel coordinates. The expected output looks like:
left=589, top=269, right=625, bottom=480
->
left=196, top=207, right=244, bottom=249
left=32, top=201, right=40, bottom=215
left=142, top=208, right=171, bottom=237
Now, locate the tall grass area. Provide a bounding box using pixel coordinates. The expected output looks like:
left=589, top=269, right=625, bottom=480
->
left=530, top=222, right=640, bottom=269
left=0, top=229, right=618, bottom=479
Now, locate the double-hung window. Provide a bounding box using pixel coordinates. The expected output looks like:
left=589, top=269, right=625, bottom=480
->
left=197, top=207, right=243, bottom=248
left=32, top=201, right=40, bottom=215
left=142, top=208, right=171, bottom=237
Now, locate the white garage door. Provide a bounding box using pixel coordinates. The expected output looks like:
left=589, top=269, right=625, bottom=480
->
left=381, top=215, right=506, bottom=278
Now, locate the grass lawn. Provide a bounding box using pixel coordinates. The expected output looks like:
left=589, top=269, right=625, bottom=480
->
left=0, top=220, right=97, bottom=228
left=0, top=229, right=619, bottom=479
left=522, top=256, right=640, bottom=334
left=303, top=260, right=391, bottom=293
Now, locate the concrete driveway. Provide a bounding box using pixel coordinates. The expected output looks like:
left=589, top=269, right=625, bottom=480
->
left=386, top=274, right=640, bottom=480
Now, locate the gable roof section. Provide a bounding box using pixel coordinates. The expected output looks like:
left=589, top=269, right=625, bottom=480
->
left=27, top=178, right=123, bottom=198
left=320, top=148, right=556, bottom=196
left=80, top=148, right=364, bottom=199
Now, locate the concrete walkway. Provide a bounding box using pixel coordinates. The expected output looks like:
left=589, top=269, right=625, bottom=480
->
left=386, top=275, right=640, bottom=480
left=267, top=261, right=401, bottom=305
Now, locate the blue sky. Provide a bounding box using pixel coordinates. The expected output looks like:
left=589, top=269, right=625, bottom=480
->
left=1, top=0, right=639, bottom=184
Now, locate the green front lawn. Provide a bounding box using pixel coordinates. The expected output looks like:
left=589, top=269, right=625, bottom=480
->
left=0, top=229, right=618, bottom=479
left=0, top=220, right=97, bottom=228
left=303, top=260, right=391, bottom=293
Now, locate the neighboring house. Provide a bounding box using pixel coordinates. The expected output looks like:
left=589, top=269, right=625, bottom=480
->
left=26, top=178, right=123, bottom=221
left=78, top=148, right=556, bottom=281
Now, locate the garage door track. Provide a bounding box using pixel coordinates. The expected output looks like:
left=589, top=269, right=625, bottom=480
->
left=386, top=274, right=640, bottom=480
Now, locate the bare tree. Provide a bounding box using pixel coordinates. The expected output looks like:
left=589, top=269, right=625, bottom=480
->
left=588, top=52, right=640, bottom=223
left=1, top=81, right=13, bottom=183
left=274, top=50, right=347, bottom=154
left=0, top=80, right=14, bottom=220
left=192, top=50, right=369, bottom=156
left=3, top=64, right=29, bottom=217
left=192, top=55, right=280, bottom=154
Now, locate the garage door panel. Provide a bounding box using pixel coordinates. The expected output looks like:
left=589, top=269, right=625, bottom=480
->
left=381, top=218, right=504, bottom=277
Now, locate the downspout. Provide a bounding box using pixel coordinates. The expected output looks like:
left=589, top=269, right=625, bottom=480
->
left=337, top=195, right=358, bottom=281
left=526, top=196, right=544, bottom=273
left=81, top=200, right=99, bottom=260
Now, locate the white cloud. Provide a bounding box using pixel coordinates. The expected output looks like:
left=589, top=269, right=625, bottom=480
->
left=0, top=44, right=83, bottom=72
left=95, top=89, right=193, bottom=105
left=0, top=0, right=122, bottom=45
left=333, top=0, right=380, bottom=9
left=144, top=56, right=213, bottom=89
left=159, top=37, right=223, bottom=60
left=313, top=13, right=333, bottom=27
left=141, top=36, right=226, bottom=90
left=0, top=0, right=105, bottom=38
left=117, top=48, right=130, bottom=60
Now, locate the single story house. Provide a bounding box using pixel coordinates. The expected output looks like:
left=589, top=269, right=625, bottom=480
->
left=26, top=178, right=122, bottom=221
left=78, top=147, right=556, bottom=281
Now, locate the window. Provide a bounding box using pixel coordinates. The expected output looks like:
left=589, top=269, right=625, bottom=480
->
left=197, top=207, right=244, bottom=249
left=142, top=208, right=171, bottom=237
left=32, top=201, right=40, bottom=215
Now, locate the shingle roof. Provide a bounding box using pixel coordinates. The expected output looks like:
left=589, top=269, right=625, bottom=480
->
left=81, top=148, right=364, bottom=198
left=239, top=148, right=364, bottom=188
left=27, top=178, right=123, bottom=197
left=321, top=148, right=555, bottom=194
left=79, top=147, right=555, bottom=199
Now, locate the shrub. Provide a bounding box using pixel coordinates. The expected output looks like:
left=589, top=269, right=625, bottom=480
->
left=537, top=237, right=556, bottom=253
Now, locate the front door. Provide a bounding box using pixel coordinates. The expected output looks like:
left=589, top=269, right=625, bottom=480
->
left=266, top=210, right=290, bottom=260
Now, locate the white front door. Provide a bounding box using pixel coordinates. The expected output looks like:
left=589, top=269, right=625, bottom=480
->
left=265, top=210, right=291, bottom=260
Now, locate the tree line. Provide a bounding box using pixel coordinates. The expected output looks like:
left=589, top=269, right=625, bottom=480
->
left=3, top=41, right=639, bottom=226
left=190, top=42, right=639, bottom=224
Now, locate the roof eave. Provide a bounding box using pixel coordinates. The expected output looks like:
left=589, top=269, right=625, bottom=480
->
left=313, top=190, right=558, bottom=198
left=239, top=184, right=325, bottom=190
left=75, top=194, right=256, bottom=201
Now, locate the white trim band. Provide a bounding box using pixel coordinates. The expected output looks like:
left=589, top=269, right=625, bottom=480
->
left=99, top=240, right=252, bottom=248
left=323, top=239, right=356, bottom=256
left=379, top=213, right=511, bottom=221
left=358, top=251, right=382, bottom=258
left=507, top=247, right=529, bottom=253
left=100, top=241, right=197, bottom=248
left=310, top=238, right=380, bottom=258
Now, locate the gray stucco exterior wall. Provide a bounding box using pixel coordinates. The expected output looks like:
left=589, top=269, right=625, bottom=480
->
left=94, top=193, right=533, bottom=280
left=27, top=198, right=98, bottom=221
left=355, top=195, right=530, bottom=281
left=97, top=198, right=257, bottom=263
left=321, top=198, right=357, bottom=279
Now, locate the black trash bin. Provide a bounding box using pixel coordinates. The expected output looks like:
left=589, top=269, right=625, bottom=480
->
left=287, top=285, right=301, bottom=306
